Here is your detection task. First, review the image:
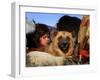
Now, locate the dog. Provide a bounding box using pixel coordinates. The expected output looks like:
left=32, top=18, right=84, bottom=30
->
left=26, top=51, right=68, bottom=67
left=26, top=30, right=76, bottom=66
left=55, top=15, right=81, bottom=64
left=46, top=31, right=74, bottom=60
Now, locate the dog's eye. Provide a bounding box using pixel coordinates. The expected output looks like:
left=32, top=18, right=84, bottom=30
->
left=66, top=37, right=70, bottom=41
left=58, top=36, right=62, bottom=41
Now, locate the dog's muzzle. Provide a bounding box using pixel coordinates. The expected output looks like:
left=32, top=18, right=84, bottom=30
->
left=58, top=37, right=70, bottom=53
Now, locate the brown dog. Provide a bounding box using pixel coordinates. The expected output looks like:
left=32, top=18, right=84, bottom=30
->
left=46, top=31, right=74, bottom=60
left=26, top=31, right=76, bottom=64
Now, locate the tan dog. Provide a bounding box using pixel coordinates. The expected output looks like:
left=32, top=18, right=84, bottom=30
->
left=26, top=31, right=75, bottom=65
left=46, top=31, right=74, bottom=59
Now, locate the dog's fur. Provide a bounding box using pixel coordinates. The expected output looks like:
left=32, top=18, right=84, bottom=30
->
left=55, top=15, right=81, bottom=64
left=46, top=31, right=74, bottom=59
left=26, top=51, right=68, bottom=67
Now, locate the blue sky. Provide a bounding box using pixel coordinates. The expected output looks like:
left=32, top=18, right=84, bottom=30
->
left=26, top=12, right=83, bottom=27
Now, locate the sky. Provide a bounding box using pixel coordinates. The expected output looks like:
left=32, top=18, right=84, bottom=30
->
left=26, top=12, right=83, bottom=27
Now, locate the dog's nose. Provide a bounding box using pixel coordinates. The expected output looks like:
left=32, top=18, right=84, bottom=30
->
left=63, top=42, right=68, bottom=46
left=58, top=37, right=70, bottom=53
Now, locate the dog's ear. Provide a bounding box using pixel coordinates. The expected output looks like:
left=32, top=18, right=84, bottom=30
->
left=50, top=30, right=58, bottom=41
left=53, top=30, right=58, bottom=37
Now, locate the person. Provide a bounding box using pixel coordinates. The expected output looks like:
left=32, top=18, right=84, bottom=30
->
left=26, top=23, right=50, bottom=53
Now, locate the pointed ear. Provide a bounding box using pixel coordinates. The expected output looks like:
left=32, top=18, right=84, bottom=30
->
left=53, top=30, right=58, bottom=37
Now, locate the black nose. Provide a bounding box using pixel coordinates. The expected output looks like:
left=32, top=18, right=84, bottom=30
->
left=63, top=42, right=69, bottom=48
left=62, top=37, right=70, bottom=49
left=58, top=37, right=70, bottom=53
left=63, top=42, right=68, bottom=46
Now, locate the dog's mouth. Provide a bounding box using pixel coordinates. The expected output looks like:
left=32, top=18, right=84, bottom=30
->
left=58, top=37, right=70, bottom=53
left=58, top=42, right=70, bottom=53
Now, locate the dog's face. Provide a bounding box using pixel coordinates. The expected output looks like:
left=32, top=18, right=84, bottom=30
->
left=58, top=36, right=70, bottom=53
left=52, top=31, right=74, bottom=54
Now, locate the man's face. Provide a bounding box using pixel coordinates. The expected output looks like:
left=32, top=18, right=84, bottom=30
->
left=40, top=34, right=49, bottom=47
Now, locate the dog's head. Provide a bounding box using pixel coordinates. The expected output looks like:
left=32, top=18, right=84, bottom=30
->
left=58, top=36, right=70, bottom=53
left=52, top=31, right=74, bottom=55
left=56, top=15, right=81, bottom=46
